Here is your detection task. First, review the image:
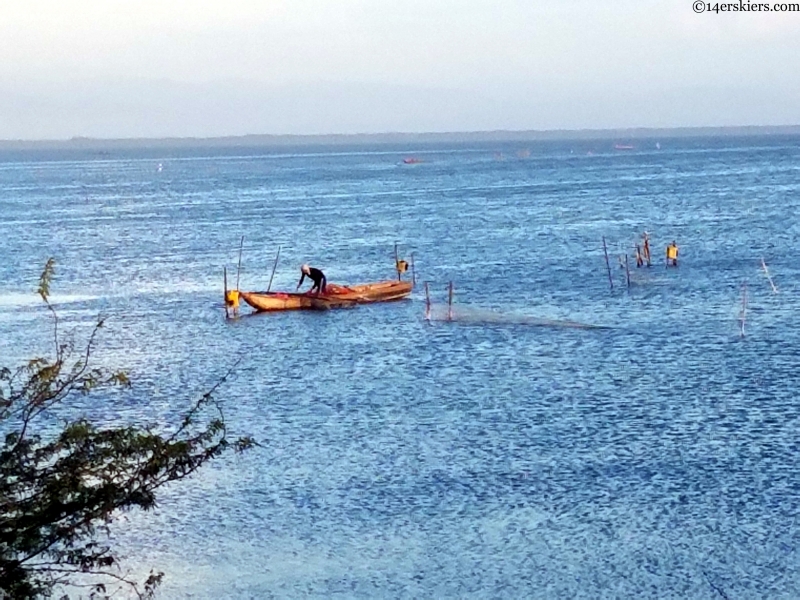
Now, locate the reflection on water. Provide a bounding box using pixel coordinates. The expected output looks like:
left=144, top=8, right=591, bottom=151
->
left=2, top=137, right=800, bottom=598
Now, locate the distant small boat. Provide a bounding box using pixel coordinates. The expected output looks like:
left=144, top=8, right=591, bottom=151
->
left=614, top=144, right=635, bottom=150
left=403, top=157, right=423, bottom=164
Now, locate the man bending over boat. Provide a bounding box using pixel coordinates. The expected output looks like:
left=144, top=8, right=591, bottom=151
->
left=297, top=264, right=327, bottom=295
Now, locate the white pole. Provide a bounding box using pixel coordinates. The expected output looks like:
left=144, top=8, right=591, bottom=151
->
left=761, top=258, right=778, bottom=294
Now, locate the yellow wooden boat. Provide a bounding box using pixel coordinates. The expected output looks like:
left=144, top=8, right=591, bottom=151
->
left=239, top=280, right=413, bottom=312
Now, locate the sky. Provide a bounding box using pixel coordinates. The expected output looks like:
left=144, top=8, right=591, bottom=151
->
left=1, top=0, right=799, bottom=139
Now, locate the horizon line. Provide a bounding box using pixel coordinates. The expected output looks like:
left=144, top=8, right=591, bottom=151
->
left=2, top=124, right=800, bottom=147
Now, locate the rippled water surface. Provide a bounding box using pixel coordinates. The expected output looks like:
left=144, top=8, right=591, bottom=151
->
left=2, top=137, right=800, bottom=598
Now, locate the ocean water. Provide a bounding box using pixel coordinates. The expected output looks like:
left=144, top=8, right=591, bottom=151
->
left=1, top=136, right=800, bottom=598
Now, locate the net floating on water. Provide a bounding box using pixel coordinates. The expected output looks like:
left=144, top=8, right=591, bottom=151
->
left=426, top=306, right=608, bottom=329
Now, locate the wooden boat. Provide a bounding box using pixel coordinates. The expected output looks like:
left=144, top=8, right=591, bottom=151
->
left=239, top=280, right=413, bottom=312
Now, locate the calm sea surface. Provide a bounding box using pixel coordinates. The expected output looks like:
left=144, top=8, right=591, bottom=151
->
left=1, top=136, right=800, bottom=598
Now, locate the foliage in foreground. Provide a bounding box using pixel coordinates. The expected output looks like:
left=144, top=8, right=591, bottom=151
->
left=1, top=259, right=252, bottom=599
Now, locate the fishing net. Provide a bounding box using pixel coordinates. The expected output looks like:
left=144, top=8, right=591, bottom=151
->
left=425, top=305, right=607, bottom=329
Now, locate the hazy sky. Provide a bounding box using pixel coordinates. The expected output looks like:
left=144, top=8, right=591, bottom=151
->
left=1, top=0, right=799, bottom=139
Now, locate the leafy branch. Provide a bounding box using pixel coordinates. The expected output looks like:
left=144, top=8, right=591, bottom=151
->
left=1, top=259, right=253, bottom=599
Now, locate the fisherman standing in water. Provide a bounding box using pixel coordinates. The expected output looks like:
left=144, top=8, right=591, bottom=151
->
left=635, top=244, right=644, bottom=268
left=297, top=264, right=327, bottom=295
left=666, top=241, right=679, bottom=267
left=642, top=231, right=652, bottom=267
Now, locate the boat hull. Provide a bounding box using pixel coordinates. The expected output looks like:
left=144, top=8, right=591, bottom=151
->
left=239, top=280, right=413, bottom=312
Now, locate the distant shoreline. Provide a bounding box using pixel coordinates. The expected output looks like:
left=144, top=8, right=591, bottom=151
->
left=1, top=125, right=799, bottom=151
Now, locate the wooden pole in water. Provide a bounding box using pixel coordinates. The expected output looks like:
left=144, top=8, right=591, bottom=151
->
left=223, top=267, right=229, bottom=319
left=625, top=253, right=631, bottom=289
left=448, top=281, right=454, bottom=321
left=267, top=245, right=281, bottom=292
left=394, top=242, right=401, bottom=281
left=602, top=237, right=614, bottom=291
left=740, top=281, right=748, bottom=338
left=235, top=235, right=244, bottom=290
left=761, top=258, right=778, bottom=294
left=424, top=281, right=431, bottom=321
left=410, top=252, right=416, bottom=287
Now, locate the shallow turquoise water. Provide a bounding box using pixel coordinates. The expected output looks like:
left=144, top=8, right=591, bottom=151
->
left=2, top=137, right=800, bottom=598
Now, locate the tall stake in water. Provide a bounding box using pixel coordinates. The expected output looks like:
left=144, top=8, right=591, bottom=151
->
left=625, top=253, right=631, bottom=289
left=739, top=281, right=748, bottom=338
left=424, top=281, right=431, bottom=321
left=761, top=258, right=778, bottom=294
left=235, top=235, right=244, bottom=290
left=602, top=237, right=614, bottom=291
left=223, top=267, right=229, bottom=319
left=448, top=281, right=454, bottom=321
left=267, top=245, right=281, bottom=292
